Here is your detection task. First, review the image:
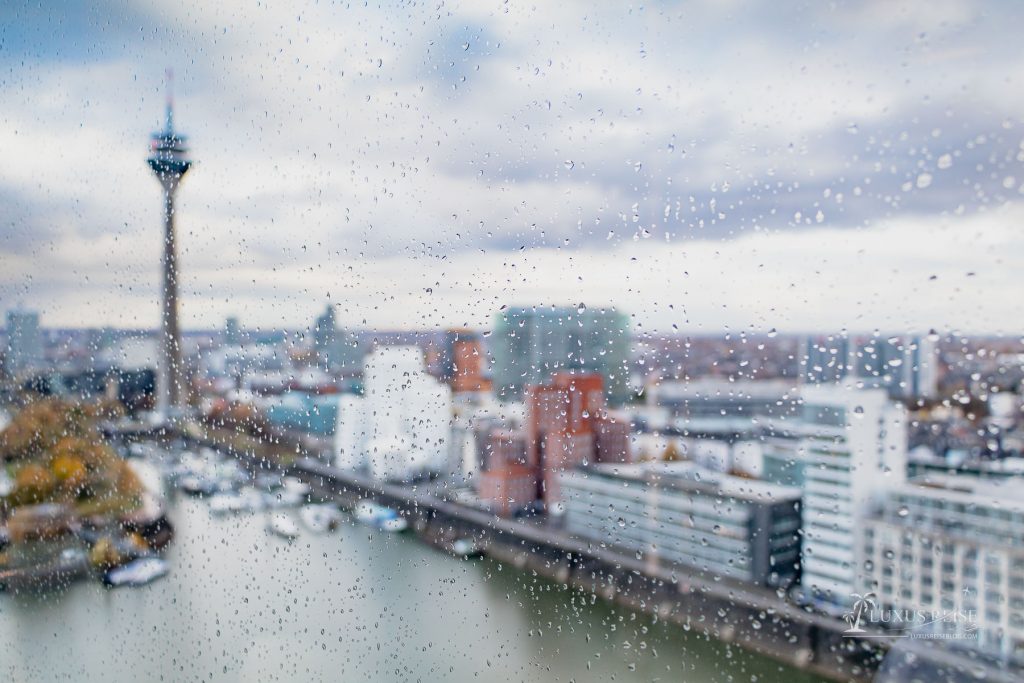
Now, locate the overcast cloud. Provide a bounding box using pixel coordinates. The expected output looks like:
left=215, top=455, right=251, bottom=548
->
left=1, top=0, right=1022, bottom=334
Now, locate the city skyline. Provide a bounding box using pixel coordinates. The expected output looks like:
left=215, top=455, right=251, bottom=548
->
left=1, top=2, right=1022, bottom=333
left=2, top=3, right=1023, bottom=681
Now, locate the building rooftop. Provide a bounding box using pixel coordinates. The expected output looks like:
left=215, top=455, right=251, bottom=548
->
left=582, top=461, right=802, bottom=504
left=902, top=474, right=1024, bottom=513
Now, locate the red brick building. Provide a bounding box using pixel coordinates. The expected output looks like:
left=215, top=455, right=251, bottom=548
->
left=476, top=370, right=632, bottom=515
left=526, top=372, right=607, bottom=507
left=477, top=428, right=536, bottom=516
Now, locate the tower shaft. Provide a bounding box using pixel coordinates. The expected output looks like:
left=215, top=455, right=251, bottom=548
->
left=157, top=185, right=184, bottom=416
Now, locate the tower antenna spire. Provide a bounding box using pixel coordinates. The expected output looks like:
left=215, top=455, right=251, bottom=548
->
left=164, top=67, right=174, bottom=133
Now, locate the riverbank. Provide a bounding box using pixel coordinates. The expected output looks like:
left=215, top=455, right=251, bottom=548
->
left=1, top=495, right=827, bottom=682
left=283, top=458, right=1023, bottom=683
left=291, top=458, right=876, bottom=682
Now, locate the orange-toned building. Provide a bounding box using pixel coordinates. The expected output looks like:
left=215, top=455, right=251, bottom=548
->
left=476, top=428, right=536, bottom=516
left=441, top=329, right=492, bottom=394
left=525, top=372, right=607, bottom=507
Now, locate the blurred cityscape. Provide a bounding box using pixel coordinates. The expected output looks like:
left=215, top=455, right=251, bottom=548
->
left=1, top=11, right=1022, bottom=676
left=3, top=297, right=1024, bottom=678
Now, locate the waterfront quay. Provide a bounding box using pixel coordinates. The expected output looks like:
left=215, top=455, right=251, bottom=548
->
left=283, top=458, right=1024, bottom=683
left=290, top=458, right=876, bottom=682
left=164, top=427, right=1020, bottom=683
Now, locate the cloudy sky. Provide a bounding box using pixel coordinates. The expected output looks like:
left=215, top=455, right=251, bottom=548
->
left=1, top=0, right=1022, bottom=335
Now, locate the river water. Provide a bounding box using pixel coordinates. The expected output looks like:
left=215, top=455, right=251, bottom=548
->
left=1, top=495, right=825, bottom=682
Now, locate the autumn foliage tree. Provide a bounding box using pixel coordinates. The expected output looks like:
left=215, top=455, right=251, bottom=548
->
left=0, top=398, right=142, bottom=518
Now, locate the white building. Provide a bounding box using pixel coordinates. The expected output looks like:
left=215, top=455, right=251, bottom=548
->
left=334, top=346, right=452, bottom=481
left=99, top=336, right=159, bottom=372
left=862, top=476, right=1024, bottom=660
left=799, top=383, right=907, bottom=607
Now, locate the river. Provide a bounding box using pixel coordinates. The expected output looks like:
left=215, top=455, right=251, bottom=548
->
left=1, top=495, right=826, bottom=682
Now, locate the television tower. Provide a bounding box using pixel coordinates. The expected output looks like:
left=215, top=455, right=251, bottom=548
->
left=147, top=69, right=192, bottom=418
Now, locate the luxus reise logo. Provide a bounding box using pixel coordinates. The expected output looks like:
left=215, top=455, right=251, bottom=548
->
left=842, top=592, right=979, bottom=640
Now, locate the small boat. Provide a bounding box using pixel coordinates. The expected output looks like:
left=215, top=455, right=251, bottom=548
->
left=281, top=476, right=311, bottom=498
left=264, top=488, right=305, bottom=509
left=266, top=513, right=300, bottom=539
left=452, top=538, right=482, bottom=558
left=212, top=488, right=265, bottom=515
left=354, top=501, right=408, bottom=532
left=299, top=504, right=342, bottom=533
left=103, top=557, right=169, bottom=587
left=209, top=492, right=242, bottom=515
left=177, top=474, right=217, bottom=496
left=255, top=473, right=284, bottom=491
left=380, top=517, right=408, bottom=533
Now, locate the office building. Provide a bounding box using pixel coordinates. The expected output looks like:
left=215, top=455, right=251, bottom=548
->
left=803, top=334, right=852, bottom=385
left=334, top=346, right=452, bottom=481
left=438, top=329, right=492, bottom=394
left=560, top=462, right=802, bottom=588
left=224, top=316, right=242, bottom=346
left=802, top=333, right=939, bottom=400
left=862, top=476, right=1024, bottom=659
left=799, top=383, right=907, bottom=606
left=491, top=306, right=630, bottom=404
left=477, top=428, right=537, bottom=516
left=312, top=304, right=360, bottom=373
left=526, top=371, right=624, bottom=507
left=4, top=308, right=43, bottom=377
left=650, top=378, right=800, bottom=422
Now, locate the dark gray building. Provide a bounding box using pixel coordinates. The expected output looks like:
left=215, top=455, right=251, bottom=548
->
left=559, top=462, right=802, bottom=588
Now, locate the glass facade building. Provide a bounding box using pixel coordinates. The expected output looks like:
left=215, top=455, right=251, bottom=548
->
left=491, top=306, right=630, bottom=405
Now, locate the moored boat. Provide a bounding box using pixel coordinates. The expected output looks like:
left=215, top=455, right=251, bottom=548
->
left=299, top=504, right=342, bottom=533
left=103, top=557, right=169, bottom=588
left=266, top=513, right=300, bottom=539
left=452, top=538, right=482, bottom=558
left=354, top=501, right=408, bottom=532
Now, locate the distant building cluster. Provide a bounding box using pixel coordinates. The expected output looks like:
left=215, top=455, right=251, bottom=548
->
left=4, top=302, right=1024, bottom=662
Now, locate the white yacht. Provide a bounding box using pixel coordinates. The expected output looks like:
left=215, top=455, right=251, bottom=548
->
left=299, top=504, right=342, bottom=533
left=103, top=558, right=169, bottom=587
left=353, top=501, right=408, bottom=532
left=266, top=513, right=300, bottom=539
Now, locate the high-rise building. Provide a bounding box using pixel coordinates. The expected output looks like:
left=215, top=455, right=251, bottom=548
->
left=147, top=71, right=192, bottom=418
left=560, top=462, right=803, bottom=588
left=313, top=304, right=337, bottom=363
left=312, top=304, right=360, bottom=373
left=521, top=371, right=632, bottom=508
left=438, top=329, right=491, bottom=394
left=900, top=334, right=940, bottom=400
left=224, top=316, right=242, bottom=346
left=803, top=334, right=852, bottom=384
left=799, top=383, right=907, bottom=607
left=491, top=306, right=630, bottom=404
left=4, top=308, right=43, bottom=377
left=802, top=333, right=940, bottom=400
left=861, top=475, right=1024, bottom=659
left=477, top=428, right=536, bottom=517
left=333, top=346, right=452, bottom=481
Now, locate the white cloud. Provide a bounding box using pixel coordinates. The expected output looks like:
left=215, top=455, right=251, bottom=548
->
left=0, top=0, right=1021, bottom=333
